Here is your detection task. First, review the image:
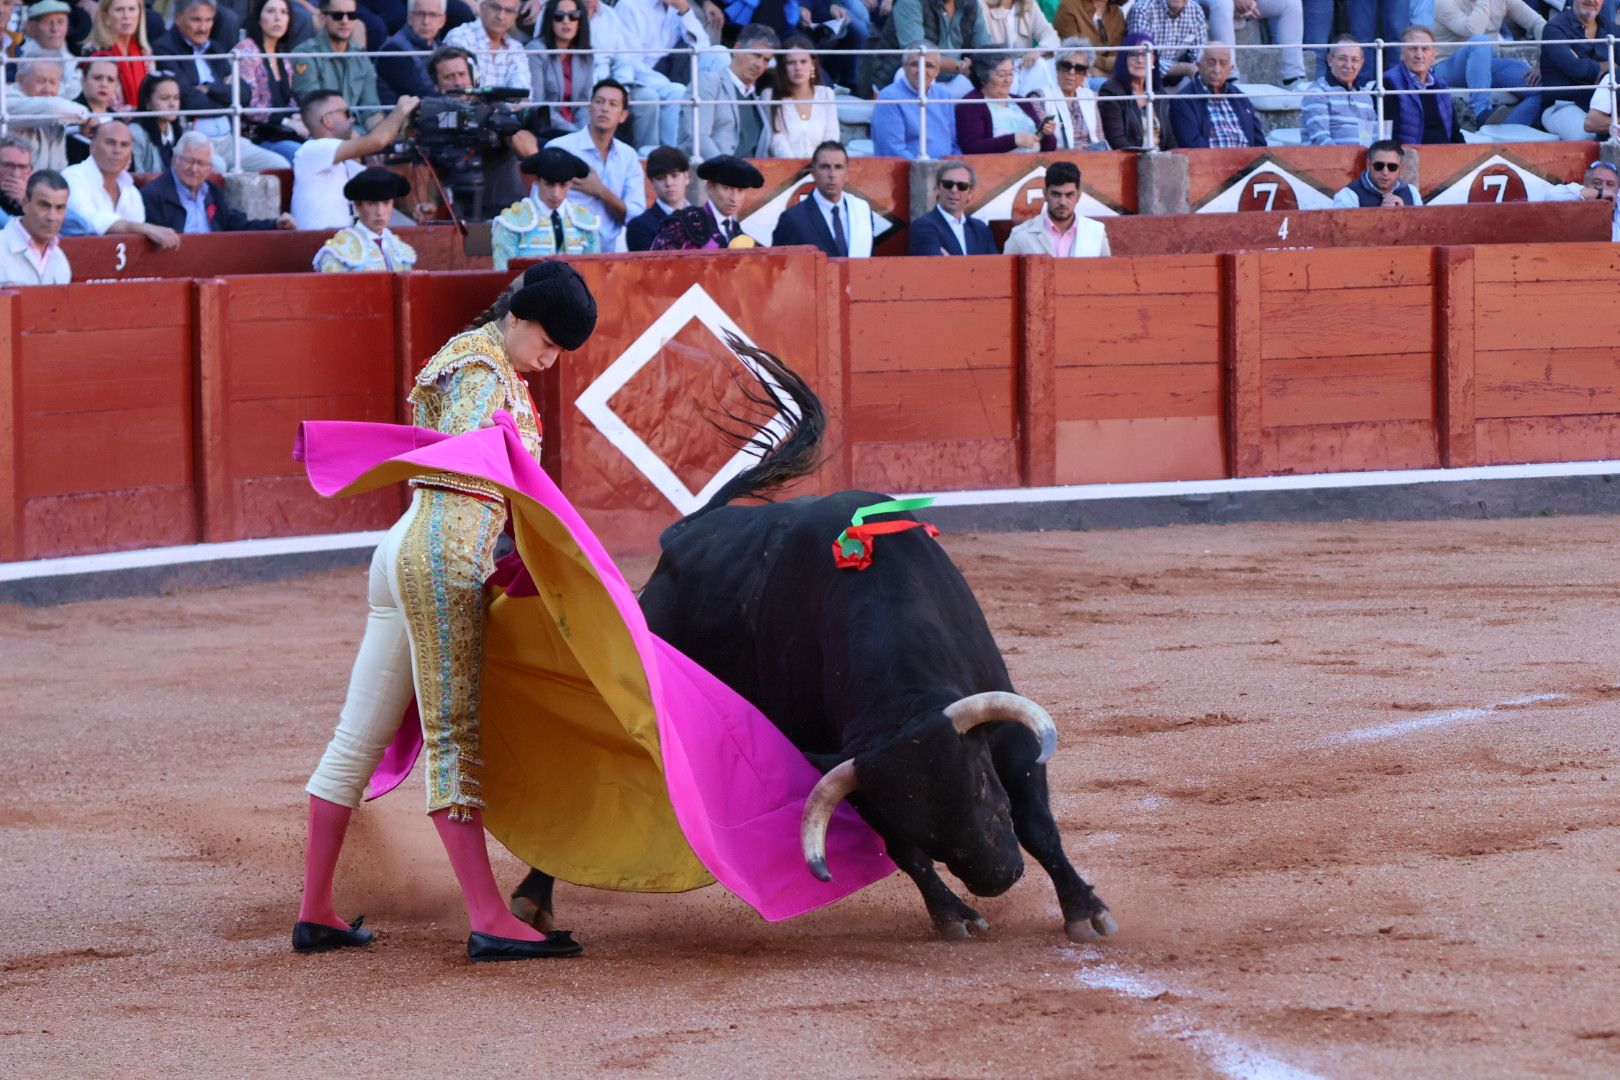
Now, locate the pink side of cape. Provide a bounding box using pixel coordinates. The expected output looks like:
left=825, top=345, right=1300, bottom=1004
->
left=293, top=415, right=895, bottom=921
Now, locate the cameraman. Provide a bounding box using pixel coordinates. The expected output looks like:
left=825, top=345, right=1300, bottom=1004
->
left=417, top=46, right=545, bottom=222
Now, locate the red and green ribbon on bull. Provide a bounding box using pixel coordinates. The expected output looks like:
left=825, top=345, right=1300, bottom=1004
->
left=832, top=497, right=940, bottom=571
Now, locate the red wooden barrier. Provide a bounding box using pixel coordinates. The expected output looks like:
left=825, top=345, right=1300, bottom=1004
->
left=60, top=225, right=485, bottom=281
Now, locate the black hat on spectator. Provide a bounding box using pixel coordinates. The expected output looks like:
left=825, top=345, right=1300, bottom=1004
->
left=510, top=260, right=597, bottom=351
left=646, top=145, right=690, bottom=180
left=695, top=155, right=764, bottom=189
left=343, top=167, right=411, bottom=202
left=521, top=147, right=590, bottom=183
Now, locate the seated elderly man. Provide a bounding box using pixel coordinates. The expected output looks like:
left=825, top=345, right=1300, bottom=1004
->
left=155, top=0, right=291, bottom=170
left=18, top=0, right=80, bottom=100
left=1202, top=0, right=1307, bottom=88
left=1331, top=139, right=1423, bottom=207
left=142, top=131, right=298, bottom=233
left=1169, top=41, right=1266, bottom=148
left=1301, top=36, right=1379, bottom=145
left=1540, top=0, right=1615, bottom=142
left=443, top=0, right=530, bottom=94
left=0, top=168, right=71, bottom=285
left=62, top=121, right=181, bottom=249
left=1539, top=160, right=1620, bottom=243
left=0, top=137, right=33, bottom=218
left=909, top=161, right=998, bottom=255
left=313, top=168, right=419, bottom=272
left=1042, top=38, right=1107, bottom=150
left=1004, top=160, right=1110, bottom=256
left=1386, top=25, right=1464, bottom=144
left=379, top=0, right=448, bottom=104
left=6, top=59, right=91, bottom=172
left=871, top=41, right=961, bottom=160
left=491, top=147, right=599, bottom=269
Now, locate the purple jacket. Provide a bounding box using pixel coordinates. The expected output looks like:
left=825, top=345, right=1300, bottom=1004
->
left=955, top=89, right=1057, bottom=155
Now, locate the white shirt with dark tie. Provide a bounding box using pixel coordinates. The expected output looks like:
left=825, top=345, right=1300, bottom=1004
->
left=708, top=200, right=739, bottom=241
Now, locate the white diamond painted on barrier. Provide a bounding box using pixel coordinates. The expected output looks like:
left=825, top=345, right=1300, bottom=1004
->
left=1193, top=159, right=1335, bottom=214
left=574, top=284, right=798, bottom=515
left=1423, top=152, right=1559, bottom=205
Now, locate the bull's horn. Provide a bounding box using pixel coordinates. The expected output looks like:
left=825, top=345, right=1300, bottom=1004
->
left=800, top=759, right=860, bottom=883
left=945, top=692, right=1059, bottom=764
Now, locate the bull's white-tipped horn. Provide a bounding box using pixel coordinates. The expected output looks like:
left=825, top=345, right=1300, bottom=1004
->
left=800, top=759, right=860, bottom=882
left=945, top=692, right=1059, bottom=764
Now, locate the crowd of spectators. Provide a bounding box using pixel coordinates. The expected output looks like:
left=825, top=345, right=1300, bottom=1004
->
left=0, top=0, right=1616, bottom=284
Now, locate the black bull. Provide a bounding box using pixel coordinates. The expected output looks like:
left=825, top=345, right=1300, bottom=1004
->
left=512, top=342, right=1116, bottom=941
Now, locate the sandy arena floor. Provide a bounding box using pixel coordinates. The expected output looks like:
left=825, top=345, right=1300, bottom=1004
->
left=3, top=517, right=1619, bottom=1078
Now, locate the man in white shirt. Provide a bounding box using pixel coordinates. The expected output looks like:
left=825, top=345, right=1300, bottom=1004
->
left=1538, top=160, right=1620, bottom=243
left=0, top=168, right=72, bottom=285
left=7, top=59, right=90, bottom=173
left=1582, top=72, right=1620, bottom=139
left=770, top=141, right=875, bottom=258
left=444, top=0, right=531, bottom=93
left=291, top=91, right=420, bottom=230
left=547, top=79, right=647, bottom=251
left=18, top=0, right=81, bottom=101
left=62, top=122, right=181, bottom=249
left=614, top=0, right=710, bottom=149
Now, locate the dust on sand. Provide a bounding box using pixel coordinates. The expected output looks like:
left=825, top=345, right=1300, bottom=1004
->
left=3, top=518, right=1618, bottom=1077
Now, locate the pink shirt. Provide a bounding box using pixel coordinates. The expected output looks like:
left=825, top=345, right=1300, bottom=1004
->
left=1041, top=209, right=1078, bottom=258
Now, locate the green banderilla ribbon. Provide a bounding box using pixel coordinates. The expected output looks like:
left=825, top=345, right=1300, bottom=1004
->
left=834, top=497, right=938, bottom=561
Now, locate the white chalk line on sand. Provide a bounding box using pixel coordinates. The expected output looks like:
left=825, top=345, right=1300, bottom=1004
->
left=1065, top=947, right=1329, bottom=1080
left=1314, top=693, right=1570, bottom=747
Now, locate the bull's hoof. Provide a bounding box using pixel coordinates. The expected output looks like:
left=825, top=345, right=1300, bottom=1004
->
left=1066, top=907, right=1119, bottom=942
left=1065, top=919, right=1099, bottom=943
left=935, top=916, right=990, bottom=941
left=1091, top=909, right=1119, bottom=936
left=509, top=895, right=556, bottom=933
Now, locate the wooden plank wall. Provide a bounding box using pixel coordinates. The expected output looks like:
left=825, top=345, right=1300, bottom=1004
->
left=843, top=257, right=1022, bottom=493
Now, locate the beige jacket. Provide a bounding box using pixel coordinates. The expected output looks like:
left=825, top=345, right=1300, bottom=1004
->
left=1003, top=211, right=1110, bottom=257
left=1432, top=0, right=1545, bottom=47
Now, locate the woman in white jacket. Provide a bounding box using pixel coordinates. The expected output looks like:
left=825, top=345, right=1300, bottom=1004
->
left=763, top=36, right=841, bottom=159
left=984, top=0, right=1062, bottom=95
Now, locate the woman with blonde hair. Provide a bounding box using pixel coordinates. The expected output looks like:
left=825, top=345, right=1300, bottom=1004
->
left=762, top=36, right=840, bottom=159
left=983, top=0, right=1061, bottom=95
left=89, top=0, right=154, bottom=108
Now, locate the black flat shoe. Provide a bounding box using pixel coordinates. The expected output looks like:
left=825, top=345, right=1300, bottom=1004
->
left=467, top=929, right=582, bottom=962
left=292, top=916, right=375, bottom=954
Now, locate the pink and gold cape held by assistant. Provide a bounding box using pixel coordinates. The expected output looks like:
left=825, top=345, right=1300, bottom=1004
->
left=295, top=412, right=894, bottom=921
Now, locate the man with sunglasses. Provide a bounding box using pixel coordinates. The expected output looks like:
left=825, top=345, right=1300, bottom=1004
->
left=293, top=0, right=386, bottom=130
left=292, top=89, right=422, bottom=228
left=444, top=0, right=531, bottom=93
left=1331, top=139, right=1422, bottom=208
left=909, top=162, right=997, bottom=255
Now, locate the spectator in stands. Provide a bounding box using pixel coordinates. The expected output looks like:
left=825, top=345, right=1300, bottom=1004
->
left=1098, top=32, right=1178, bottom=148
left=909, top=161, right=997, bottom=254
left=65, top=59, right=120, bottom=165
left=1124, top=0, right=1206, bottom=88
left=232, top=0, right=306, bottom=164
left=1054, top=0, right=1123, bottom=77
left=63, top=120, right=181, bottom=247
left=1582, top=70, right=1619, bottom=137
left=292, top=0, right=386, bottom=130
left=680, top=23, right=776, bottom=158
left=1300, top=36, right=1378, bottom=145
left=0, top=137, right=34, bottom=218
left=129, top=74, right=217, bottom=173
left=142, top=130, right=300, bottom=232
left=1433, top=0, right=1544, bottom=128
left=444, top=0, right=532, bottom=93
left=88, top=0, right=153, bottom=108
left=616, top=0, right=710, bottom=149
left=156, top=0, right=293, bottom=170
left=1041, top=38, right=1105, bottom=148
left=625, top=143, right=688, bottom=251
left=0, top=0, right=25, bottom=62
left=421, top=45, right=540, bottom=219
left=9, top=59, right=91, bottom=172
left=379, top=0, right=448, bottom=103
left=1386, top=25, right=1463, bottom=144
left=864, top=0, right=992, bottom=98
left=0, top=168, right=71, bottom=284
left=20, top=1, right=82, bottom=101
left=983, top=0, right=1061, bottom=96
left=1330, top=138, right=1422, bottom=206
left=871, top=40, right=960, bottom=159
left=1540, top=0, right=1614, bottom=142
left=1541, top=158, right=1619, bottom=206
left=1004, top=159, right=1108, bottom=255
left=762, top=36, right=840, bottom=158
left=547, top=79, right=645, bottom=250
left=694, top=153, right=762, bottom=242
left=491, top=146, right=599, bottom=267
left=771, top=140, right=875, bottom=257
left=1170, top=41, right=1265, bottom=147
left=1202, top=0, right=1306, bottom=89
left=528, top=0, right=603, bottom=134
left=313, top=166, right=419, bottom=269
left=292, top=89, right=421, bottom=227
left=957, top=53, right=1058, bottom=154
left=583, top=0, right=638, bottom=94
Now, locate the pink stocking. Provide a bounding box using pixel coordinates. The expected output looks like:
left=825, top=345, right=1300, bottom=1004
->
left=298, top=795, right=355, bottom=930
left=431, top=807, right=545, bottom=941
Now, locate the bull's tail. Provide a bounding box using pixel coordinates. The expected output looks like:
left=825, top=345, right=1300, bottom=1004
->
left=690, top=332, right=826, bottom=518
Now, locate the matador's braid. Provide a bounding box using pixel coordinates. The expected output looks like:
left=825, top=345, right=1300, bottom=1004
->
left=465, top=270, right=530, bottom=331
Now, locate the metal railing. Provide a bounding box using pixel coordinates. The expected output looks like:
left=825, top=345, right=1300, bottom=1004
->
left=0, top=35, right=1615, bottom=172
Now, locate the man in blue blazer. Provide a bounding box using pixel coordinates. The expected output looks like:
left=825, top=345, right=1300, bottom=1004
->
left=1169, top=42, right=1267, bottom=150
left=140, top=132, right=294, bottom=234
left=908, top=162, right=997, bottom=256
